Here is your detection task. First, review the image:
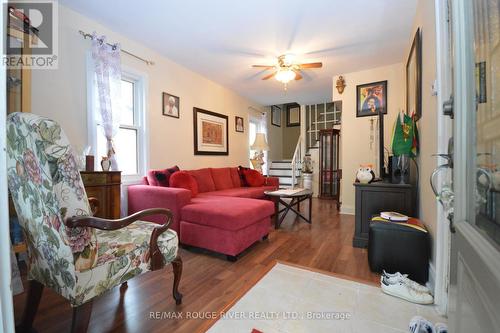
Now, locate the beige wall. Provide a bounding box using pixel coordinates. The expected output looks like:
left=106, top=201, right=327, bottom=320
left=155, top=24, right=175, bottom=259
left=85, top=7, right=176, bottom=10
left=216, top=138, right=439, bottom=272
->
left=408, top=0, right=439, bottom=263
left=266, top=104, right=300, bottom=160
left=332, top=63, right=405, bottom=214
left=31, top=5, right=263, bottom=172
left=267, top=106, right=283, bottom=161
left=282, top=122, right=300, bottom=159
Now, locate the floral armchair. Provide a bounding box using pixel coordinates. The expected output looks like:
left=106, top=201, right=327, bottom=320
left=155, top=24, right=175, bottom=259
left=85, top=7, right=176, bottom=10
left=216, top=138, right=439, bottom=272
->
left=6, top=113, right=182, bottom=333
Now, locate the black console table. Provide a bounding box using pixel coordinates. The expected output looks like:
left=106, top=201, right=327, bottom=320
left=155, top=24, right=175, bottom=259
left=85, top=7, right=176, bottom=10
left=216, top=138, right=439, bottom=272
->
left=353, top=182, right=416, bottom=248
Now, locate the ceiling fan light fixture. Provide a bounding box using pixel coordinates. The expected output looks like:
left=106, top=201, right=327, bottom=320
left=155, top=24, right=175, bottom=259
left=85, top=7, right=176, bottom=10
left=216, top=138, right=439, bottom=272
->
left=275, top=69, right=296, bottom=84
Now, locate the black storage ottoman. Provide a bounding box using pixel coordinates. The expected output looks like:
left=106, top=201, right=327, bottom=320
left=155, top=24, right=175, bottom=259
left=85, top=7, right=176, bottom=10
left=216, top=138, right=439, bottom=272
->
left=368, top=218, right=430, bottom=285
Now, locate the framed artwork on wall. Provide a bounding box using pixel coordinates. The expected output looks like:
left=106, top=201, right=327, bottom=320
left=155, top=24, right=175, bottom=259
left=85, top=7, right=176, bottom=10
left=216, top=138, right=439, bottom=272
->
left=162, top=92, right=180, bottom=118
left=406, top=28, right=422, bottom=119
left=286, top=103, right=301, bottom=127
left=235, top=116, right=244, bottom=132
left=356, top=80, right=387, bottom=117
left=271, top=105, right=281, bottom=127
left=193, top=107, right=228, bottom=155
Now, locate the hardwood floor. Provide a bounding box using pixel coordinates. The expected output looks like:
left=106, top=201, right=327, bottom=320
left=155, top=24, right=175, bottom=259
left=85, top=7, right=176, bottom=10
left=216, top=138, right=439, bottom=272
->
left=13, top=198, right=379, bottom=333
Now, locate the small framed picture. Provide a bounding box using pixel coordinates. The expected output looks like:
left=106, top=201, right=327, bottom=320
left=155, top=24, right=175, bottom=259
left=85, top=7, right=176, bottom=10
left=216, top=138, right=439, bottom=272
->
left=286, top=103, right=300, bottom=127
left=356, top=81, right=387, bottom=117
left=235, top=116, right=244, bottom=132
left=162, top=92, right=180, bottom=118
left=271, top=105, right=281, bottom=127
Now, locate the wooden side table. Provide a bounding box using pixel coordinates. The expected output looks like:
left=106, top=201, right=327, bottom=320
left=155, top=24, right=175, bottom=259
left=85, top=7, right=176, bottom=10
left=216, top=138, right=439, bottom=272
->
left=80, top=171, right=121, bottom=219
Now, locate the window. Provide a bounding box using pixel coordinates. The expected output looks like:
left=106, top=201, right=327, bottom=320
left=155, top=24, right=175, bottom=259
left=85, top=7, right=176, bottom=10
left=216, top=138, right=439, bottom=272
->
left=249, top=115, right=268, bottom=174
left=88, top=67, right=147, bottom=180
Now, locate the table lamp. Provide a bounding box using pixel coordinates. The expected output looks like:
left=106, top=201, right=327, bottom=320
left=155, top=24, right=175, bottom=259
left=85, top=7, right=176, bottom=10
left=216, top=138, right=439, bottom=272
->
left=250, top=133, right=269, bottom=174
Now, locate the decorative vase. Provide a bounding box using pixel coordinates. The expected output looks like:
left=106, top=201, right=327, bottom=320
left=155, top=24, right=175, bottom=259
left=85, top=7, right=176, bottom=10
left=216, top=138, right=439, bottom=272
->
left=101, top=157, right=111, bottom=171
left=303, top=173, right=313, bottom=190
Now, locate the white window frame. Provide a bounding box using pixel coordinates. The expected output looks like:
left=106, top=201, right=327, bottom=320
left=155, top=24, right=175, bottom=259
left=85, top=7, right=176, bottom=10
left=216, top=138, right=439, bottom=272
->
left=86, top=55, right=148, bottom=184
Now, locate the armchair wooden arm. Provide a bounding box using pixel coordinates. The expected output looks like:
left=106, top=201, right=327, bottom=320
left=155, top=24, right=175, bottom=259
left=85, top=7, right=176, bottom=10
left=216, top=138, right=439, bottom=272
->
left=64, top=208, right=173, bottom=271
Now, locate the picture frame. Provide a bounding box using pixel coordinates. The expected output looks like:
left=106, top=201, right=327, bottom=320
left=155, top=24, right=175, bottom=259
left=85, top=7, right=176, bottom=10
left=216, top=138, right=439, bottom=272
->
left=356, top=80, right=388, bottom=117
left=406, top=28, right=422, bottom=119
left=286, top=103, right=301, bottom=127
left=235, top=116, right=244, bottom=133
left=193, top=107, right=228, bottom=155
left=162, top=92, right=180, bottom=118
left=271, top=105, right=281, bottom=127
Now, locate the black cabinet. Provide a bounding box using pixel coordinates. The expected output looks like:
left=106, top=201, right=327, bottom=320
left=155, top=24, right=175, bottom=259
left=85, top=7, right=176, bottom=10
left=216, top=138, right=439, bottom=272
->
left=353, top=182, right=416, bottom=248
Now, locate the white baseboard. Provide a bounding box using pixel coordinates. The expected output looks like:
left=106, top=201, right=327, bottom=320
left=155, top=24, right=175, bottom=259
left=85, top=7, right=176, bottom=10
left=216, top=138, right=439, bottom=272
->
left=340, top=205, right=355, bottom=215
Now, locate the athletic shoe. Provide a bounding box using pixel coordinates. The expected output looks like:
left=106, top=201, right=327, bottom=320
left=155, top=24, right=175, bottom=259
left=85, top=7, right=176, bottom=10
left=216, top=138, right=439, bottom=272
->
left=409, top=315, right=435, bottom=333
left=434, top=323, right=448, bottom=333
left=383, top=270, right=431, bottom=294
left=381, top=276, right=434, bottom=304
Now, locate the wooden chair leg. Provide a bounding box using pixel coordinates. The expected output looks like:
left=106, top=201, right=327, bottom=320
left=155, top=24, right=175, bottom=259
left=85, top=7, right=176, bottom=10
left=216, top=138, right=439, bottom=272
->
left=16, top=280, right=44, bottom=333
left=171, top=255, right=183, bottom=305
left=71, top=300, right=93, bottom=333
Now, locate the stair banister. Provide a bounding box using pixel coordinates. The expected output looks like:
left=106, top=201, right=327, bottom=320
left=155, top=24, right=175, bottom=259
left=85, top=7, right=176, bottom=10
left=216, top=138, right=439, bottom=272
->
left=291, top=135, right=302, bottom=189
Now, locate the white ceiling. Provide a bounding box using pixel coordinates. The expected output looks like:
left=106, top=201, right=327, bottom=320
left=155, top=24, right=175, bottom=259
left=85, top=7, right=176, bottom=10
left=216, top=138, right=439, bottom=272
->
left=60, top=0, right=417, bottom=106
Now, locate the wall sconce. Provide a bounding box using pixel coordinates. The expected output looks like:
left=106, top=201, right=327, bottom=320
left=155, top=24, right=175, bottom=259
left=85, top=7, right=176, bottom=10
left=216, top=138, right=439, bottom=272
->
left=336, top=75, right=346, bottom=94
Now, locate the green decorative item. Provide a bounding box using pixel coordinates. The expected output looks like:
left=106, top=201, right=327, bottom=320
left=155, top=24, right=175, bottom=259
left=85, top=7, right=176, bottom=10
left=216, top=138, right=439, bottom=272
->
left=391, top=112, right=419, bottom=157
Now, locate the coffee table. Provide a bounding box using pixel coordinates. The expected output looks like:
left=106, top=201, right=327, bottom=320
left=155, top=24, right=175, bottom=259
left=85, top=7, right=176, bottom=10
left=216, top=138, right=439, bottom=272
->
left=264, top=189, right=313, bottom=229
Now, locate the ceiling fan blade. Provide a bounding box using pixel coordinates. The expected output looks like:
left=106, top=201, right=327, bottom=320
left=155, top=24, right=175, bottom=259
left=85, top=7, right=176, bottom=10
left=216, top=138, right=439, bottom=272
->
left=298, top=62, right=323, bottom=69
left=252, top=65, right=275, bottom=69
left=293, top=70, right=303, bottom=80
left=262, top=72, right=276, bottom=80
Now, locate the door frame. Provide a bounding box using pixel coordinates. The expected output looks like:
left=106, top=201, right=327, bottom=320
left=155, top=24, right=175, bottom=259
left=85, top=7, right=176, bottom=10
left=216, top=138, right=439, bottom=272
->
left=433, top=0, right=454, bottom=316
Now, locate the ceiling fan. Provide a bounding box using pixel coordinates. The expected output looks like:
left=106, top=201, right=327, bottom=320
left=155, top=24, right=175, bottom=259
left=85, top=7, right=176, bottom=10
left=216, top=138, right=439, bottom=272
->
left=252, top=54, right=322, bottom=89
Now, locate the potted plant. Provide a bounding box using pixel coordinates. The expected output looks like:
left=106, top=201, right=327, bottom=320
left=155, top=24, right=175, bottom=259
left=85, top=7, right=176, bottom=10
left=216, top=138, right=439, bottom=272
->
left=302, top=154, right=314, bottom=190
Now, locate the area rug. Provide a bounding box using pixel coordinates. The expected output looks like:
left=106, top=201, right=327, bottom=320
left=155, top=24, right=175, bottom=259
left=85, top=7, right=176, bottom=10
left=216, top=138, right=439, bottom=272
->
left=204, top=261, right=445, bottom=333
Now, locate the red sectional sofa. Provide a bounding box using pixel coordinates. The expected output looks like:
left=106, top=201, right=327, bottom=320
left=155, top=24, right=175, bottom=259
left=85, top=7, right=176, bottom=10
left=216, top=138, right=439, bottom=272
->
left=128, top=167, right=279, bottom=260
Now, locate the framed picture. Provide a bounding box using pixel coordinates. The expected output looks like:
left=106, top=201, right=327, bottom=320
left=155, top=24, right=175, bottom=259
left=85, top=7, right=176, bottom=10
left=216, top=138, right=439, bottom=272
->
left=271, top=105, right=281, bottom=127
left=235, top=116, right=244, bottom=132
left=356, top=80, right=388, bottom=117
left=162, top=92, right=180, bottom=118
left=193, top=107, right=228, bottom=155
left=406, top=28, right=422, bottom=119
left=286, top=103, right=301, bottom=127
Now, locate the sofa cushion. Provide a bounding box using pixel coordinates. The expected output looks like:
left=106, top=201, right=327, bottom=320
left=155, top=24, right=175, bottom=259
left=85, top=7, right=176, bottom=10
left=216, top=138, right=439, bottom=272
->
left=187, top=168, right=216, bottom=193
left=211, top=168, right=234, bottom=190
left=170, top=171, right=199, bottom=196
left=146, top=166, right=179, bottom=187
left=242, top=168, right=265, bottom=187
left=181, top=197, right=274, bottom=231
left=229, top=167, right=242, bottom=187
left=199, top=186, right=276, bottom=199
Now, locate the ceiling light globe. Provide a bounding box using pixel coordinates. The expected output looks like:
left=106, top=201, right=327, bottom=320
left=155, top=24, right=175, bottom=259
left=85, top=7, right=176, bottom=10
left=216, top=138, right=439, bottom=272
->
left=275, top=69, right=296, bottom=83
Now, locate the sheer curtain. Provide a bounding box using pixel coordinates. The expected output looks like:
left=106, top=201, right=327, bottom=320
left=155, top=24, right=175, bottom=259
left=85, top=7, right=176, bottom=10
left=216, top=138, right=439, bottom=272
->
left=249, top=108, right=269, bottom=174
left=91, top=33, right=122, bottom=170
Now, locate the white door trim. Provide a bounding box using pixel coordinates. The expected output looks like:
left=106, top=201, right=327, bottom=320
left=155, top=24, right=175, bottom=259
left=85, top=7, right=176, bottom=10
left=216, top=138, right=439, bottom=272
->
left=433, top=0, right=453, bottom=316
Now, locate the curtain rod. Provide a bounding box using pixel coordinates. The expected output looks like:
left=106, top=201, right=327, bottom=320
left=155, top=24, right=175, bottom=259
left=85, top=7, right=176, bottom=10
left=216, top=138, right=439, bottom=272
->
left=79, top=30, right=154, bottom=66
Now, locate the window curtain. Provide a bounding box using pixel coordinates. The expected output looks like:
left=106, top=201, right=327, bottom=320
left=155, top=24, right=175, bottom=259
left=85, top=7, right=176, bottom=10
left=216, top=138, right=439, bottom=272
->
left=91, top=33, right=122, bottom=171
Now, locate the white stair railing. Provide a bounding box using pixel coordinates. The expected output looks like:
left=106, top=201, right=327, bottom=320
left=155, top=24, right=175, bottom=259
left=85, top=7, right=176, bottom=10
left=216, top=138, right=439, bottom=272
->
left=291, top=135, right=302, bottom=189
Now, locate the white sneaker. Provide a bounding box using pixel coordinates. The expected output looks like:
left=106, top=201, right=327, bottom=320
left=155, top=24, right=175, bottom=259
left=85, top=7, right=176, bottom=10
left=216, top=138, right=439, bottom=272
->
left=383, top=270, right=431, bottom=294
left=409, top=315, right=435, bottom=333
left=381, top=276, right=434, bottom=304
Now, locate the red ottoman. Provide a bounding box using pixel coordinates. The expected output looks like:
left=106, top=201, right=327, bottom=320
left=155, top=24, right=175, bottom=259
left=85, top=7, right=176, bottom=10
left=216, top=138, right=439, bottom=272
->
left=179, top=196, right=274, bottom=260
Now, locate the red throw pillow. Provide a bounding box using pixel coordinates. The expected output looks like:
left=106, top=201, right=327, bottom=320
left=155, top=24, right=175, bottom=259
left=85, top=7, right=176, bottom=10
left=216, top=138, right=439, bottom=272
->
left=242, top=169, right=265, bottom=187
left=238, top=165, right=251, bottom=186
left=170, top=171, right=199, bottom=196
left=146, top=166, right=179, bottom=187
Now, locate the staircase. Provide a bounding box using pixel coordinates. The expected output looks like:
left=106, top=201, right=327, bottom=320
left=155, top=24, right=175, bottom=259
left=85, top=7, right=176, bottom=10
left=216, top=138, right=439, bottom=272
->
left=269, top=160, right=301, bottom=188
